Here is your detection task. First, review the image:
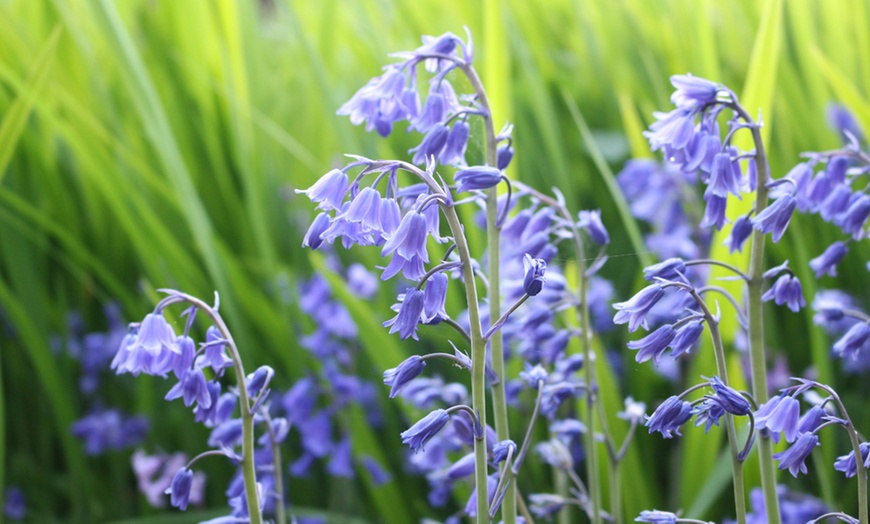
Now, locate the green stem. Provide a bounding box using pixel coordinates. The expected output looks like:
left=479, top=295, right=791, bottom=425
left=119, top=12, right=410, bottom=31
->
left=163, top=292, right=262, bottom=524
left=728, top=102, right=782, bottom=524
left=690, top=289, right=746, bottom=524
left=462, top=62, right=515, bottom=524
left=441, top=205, right=489, bottom=524
left=609, top=462, right=622, bottom=524
left=262, top=409, right=286, bottom=524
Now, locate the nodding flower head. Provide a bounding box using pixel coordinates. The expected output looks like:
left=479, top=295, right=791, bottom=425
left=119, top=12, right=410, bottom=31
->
left=636, top=509, right=679, bottom=524
left=383, top=289, right=426, bottom=340
left=810, top=241, right=849, bottom=278
left=383, top=355, right=426, bottom=398
left=522, top=254, right=547, bottom=296
left=773, top=432, right=819, bottom=477
left=164, top=368, right=212, bottom=409
left=381, top=210, right=430, bottom=264
left=724, top=215, right=754, bottom=254
left=762, top=274, right=805, bottom=313
left=112, top=313, right=181, bottom=377
left=578, top=209, right=610, bottom=245
left=670, top=74, right=720, bottom=109
left=833, top=321, right=870, bottom=360
left=834, top=442, right=870, bottom=478
left=627, top=324, right=675, bottom=365
left=410, top=124, right=450, bottom=165
left=400, top=409, right=450, bottom=452
left=645, top=396, right=693, bottom=438
left=643, top=258, right=687, bottom=282
left=751, top=195, right=797, bottom=243
left=297, top=169, right=349, bottom=211
left=707, top=376, right=751, bottom=416
left=166, top=467, right=194, bottom=511
left=613, top=284, right=665, bottom=332
left=755, top=394, right=801, bottom=443
left=669, top=318, right=705, bottom=358
left=454, top=166, right=502, bottom=193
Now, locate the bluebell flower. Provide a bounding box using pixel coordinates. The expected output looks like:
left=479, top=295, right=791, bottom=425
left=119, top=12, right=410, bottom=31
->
left=669, top=318, right=705, bottom=358
left=828, top=103, right=865, bottom=143
left=628, top=324, right=676, bottom=365
left=327, top=435, right=354, bottom=478
left=336, top=67, right=409, bottom=137
left=297, top=169, right=349, bottom=211
left=834, top=442, right=870, bottom=478
left=454, top=166, right=502, bottom=192
left=536, top=439, right=573, bottom=469
left=410, top=124, right=450, bottom=165
left=171, top=334, right=196, bottom=379
left=383, top=289, right=425, bottom=340
left=693, top=399, right=725, bottom=432
left=528, top=494, right=567, bottom=517
left=613, top=284, right=665, bottom=332
left=785, top=162, right=816, bottom=211
left=423, top=272, right=449, bottom=321
left=837, top=193, right=870, bottom=239
left=377, top=197, right=403, bottom=237
left=617, top=397, right=648, bottom=424
left=708, top=376, right=750, bottom=415
left=194, top=385, right=235, bottom=428
left=833, top=322, right=870, bottom=360
left=3, top=487, right=25, bottom=520
left=645, top=396, right=693, bottom=438
left=519, top=364, right=549, bottom=387
left=112, top=313, right=180, bottom=376
left=200, top=325, right=233, bottom=374
left=810, top=241, right=848, bottom=277
left=347, top=263, right=378, bottom=299
left=383, top=355, right=426, bottom=398
left=773, top=432, right=819, bottom=477
left=643, top=258, right=686, bottom=281
left=540, top=382, right=583, bottom=418
left=361, top=456, right=392, bottom=486
left=826, top=155, right=850, bottom=184
left=497, top=143, right=514, bottom=170
left=381, top=210, right=430, bottom=263
left=700, top=194, right=728, bottom=230
left=446, top=452, right=476, bottom=480
left=762, top=274, right=805, bottom=312
left=344, top=187, right=383, bottom=230
left=670, top=74, right=720, bottom=108
left=413, top=82, right=458, bottom=133
left=645, top=108, right=696, bottom=153
left=401, top=409, right=450, bottom=452
left=245, top=366, right=274, bottom=398
left=165, top=369, right=212, bottom=409
left=636, top=509, right=678, bottom=523
left=208, top=419, right=243, bottom=448
left=440, top=121, right=470, bottom=165
left=752, top=195, right=797, bottom=242
left=492, top=440, right=516, bottom=463
left=706, top=152, right=742, bottom=198
left=578, top=209, right=610, bottom=245
left=819, top=185, right=854, bottom=222
left=71, top=409, right=148, bottom=455
left=755, top=395, right=801, bottom=443
left=166, top=468, right=194, bottom=510
left=724, top=214, right=753, bottom=253
left=797, top=405, right=828, bottom=434
left=522, top=254, right=547, bottom=296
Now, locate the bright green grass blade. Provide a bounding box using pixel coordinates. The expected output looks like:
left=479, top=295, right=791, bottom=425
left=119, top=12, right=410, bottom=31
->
left=811, top=46, right=870, bottom=130
left=0, top=25, right=61, bottom=182
left=560, top=88, right=652, bottom=269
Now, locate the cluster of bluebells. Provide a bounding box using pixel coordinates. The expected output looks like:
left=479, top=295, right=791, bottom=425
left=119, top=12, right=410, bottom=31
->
left=59, top=304, right=149, bottom=455
left=279, top=267, right=390, bottom=484
left=131, top=450, right=206, bottom=509
left=813, top=290, right=870, bottom=372
left=111, top=290, right=283, bottom=522
left=643, top=75, right=800, bottom=248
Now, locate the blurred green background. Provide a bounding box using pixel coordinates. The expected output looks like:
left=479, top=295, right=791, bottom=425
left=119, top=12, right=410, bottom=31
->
left=1, top=0, right=869, bottom=522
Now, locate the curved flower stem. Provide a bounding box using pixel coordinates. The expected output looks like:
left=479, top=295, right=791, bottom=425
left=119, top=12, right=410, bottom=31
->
left=260, top=409, right=286, bottom=524
left=156, top=291, right=262, bottom=524
left=809, top=383, right=868, bottom=524
left=686, top=259, right=750, bottom=281
left=725, top=100, right=782, bottom=524
left=686, top=288, right=746, bottom=524
left=511, top=180, right=605, bottom=524
left=439, top=203, right=489, bottom=524
left=461, top=62, right=515, bottom=524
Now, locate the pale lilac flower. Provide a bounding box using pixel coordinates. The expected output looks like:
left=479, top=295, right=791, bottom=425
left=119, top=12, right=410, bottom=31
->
left=578, top=209, right=610, bottom=245
left=383, top=355, right=426, bottom=398
left=810, top=241, right=848, bottom=277
left=296, top=169, right=349, bottom=211
left=454, top=166, right=502, bottom=192
left=401, top=409, right=450, bottom=452
left=752, top=195, right=797, bottom=242
left=645, top=396, right=693, bottom=438
left=774, top=432, right=819, bottom=477
left=762, top=274, right=805, bottom=312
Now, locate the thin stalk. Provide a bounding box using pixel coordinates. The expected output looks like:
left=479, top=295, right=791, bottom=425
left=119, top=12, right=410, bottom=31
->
left=727, top=101, right=782, bottom=524
left=441, top=204, right=489, bottom=524
left=261, top=410, right=286, bottom=524
left=158, top=292, right=262, bottom=524
left=462, top=62, right=515, bottom=524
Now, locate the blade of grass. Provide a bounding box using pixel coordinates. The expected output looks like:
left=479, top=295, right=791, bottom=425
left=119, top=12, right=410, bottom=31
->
left=0, top=25, right=61, bottom=182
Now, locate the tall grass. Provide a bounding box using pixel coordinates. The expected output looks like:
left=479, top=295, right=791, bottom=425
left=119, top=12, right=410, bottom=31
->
left=0, top=0, right=867, bottom=521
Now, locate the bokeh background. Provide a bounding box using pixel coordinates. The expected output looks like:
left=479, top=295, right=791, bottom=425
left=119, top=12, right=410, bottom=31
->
left=1, top=0, right=869, bottom=522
